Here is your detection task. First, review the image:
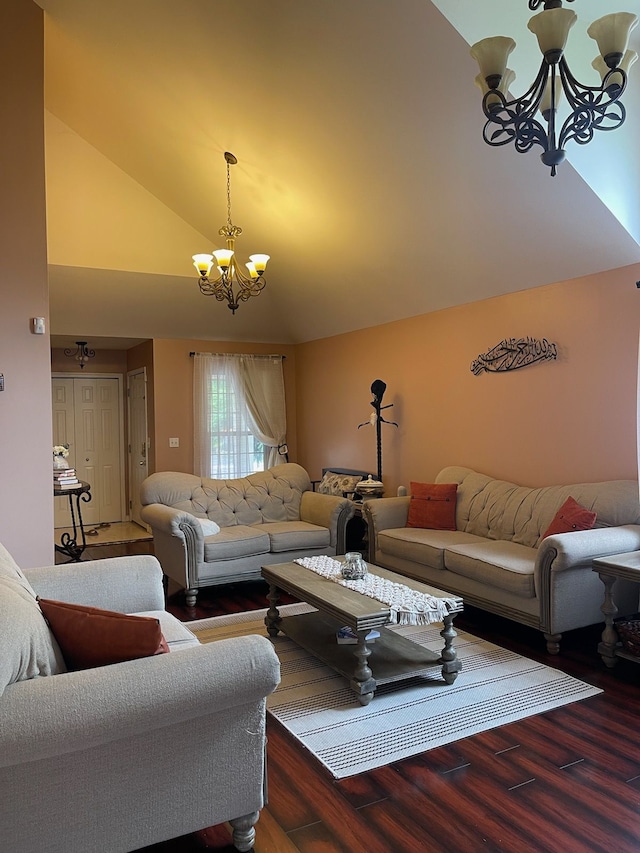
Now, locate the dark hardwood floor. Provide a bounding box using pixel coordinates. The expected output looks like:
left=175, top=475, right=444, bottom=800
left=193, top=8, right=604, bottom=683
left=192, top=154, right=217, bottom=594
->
left=77, top=540, right=640, bottom=852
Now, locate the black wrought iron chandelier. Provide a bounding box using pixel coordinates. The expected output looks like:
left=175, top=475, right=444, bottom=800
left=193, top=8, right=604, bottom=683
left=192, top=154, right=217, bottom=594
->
left=471, top=1, right=638, bottom=176
left=192, top=152, right=270, bottom=314
left=64, top=341, right=95, bottom=369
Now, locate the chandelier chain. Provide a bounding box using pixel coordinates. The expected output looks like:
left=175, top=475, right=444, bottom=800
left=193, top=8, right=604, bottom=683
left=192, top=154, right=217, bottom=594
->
left=226, top=159, right=232, bottom=230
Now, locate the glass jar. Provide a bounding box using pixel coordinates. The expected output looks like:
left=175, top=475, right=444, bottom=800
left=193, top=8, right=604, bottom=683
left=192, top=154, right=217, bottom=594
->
left=342, top=552, right=368, bottom=580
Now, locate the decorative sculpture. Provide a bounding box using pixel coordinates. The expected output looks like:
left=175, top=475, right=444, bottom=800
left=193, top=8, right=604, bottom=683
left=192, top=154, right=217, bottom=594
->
left=471, top=337, right=558, bottom=375
left=358, top=379, right=398, bottom=482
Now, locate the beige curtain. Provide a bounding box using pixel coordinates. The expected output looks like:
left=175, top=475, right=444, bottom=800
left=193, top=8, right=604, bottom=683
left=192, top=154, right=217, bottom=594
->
left=236, top=355, right=287, bottom=469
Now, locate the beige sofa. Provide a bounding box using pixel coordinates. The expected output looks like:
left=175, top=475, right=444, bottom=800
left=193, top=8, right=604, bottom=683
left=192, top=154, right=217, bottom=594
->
left=363, top=466, right=640, bottom=653
left=141, top=463, right=354, bottom=606
left=0, top=545, right=280, bottom=853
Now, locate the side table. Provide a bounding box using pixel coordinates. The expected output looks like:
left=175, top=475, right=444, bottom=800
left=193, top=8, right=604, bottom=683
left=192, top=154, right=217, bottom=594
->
left=54, top=480, right=92, bottom=562
left=345, top=502, right=368, bottom=560
left=592, top=551, right=640, bottom=668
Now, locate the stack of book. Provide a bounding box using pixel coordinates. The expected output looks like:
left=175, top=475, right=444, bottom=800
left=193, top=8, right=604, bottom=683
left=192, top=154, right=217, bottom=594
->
left=336, top=626, right=380, bottom=644
left=53, top=468, right=80, bottom=489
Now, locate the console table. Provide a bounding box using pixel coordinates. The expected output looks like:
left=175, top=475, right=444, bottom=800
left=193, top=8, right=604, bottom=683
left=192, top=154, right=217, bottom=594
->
left=593, top=551, right=640, bottom=668
left=54, top=480, right=92, bottom=562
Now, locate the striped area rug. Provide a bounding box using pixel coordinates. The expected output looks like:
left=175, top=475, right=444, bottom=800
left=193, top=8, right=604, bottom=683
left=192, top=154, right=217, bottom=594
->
left=187, top=604, right=601, bottom=779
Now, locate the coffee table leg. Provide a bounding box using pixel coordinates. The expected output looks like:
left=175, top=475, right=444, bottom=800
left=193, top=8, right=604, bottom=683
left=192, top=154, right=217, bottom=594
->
left=264, top=584, right=282, bottom=638
left=439, top=612, right=462, bottom=685
left=597, top=572, right=620, bottom=668
left=350, top=633, right=377, bottom=705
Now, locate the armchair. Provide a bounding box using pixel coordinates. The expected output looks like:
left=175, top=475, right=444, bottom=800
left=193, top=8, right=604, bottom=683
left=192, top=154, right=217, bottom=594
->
left=0, top=545, right=280, bottom=853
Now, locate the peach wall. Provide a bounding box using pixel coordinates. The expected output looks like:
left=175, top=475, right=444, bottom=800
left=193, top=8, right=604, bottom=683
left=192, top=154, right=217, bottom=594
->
left=296, top=263, right=640, bottom=493
left=151, top=339, right=297, bottom=474
left=0, top=1, right=53, bottom=565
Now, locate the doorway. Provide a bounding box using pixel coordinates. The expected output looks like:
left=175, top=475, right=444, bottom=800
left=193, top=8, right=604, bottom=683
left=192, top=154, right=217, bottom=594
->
left=52, top=376, right=125, bottom=529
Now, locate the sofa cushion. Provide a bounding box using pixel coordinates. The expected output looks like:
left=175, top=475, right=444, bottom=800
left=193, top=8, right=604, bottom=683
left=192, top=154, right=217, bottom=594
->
left=406, top=482, right=457, bottom=530
left=0, top=543, right=66, bottom=696
left=203, top=525, right=270, bottom=561
left=141, top=464, right=311, bottom=527
left=317, top=471, right=362, bottom=497
left=542, top=496, right=597, bottom=538
left=256, top=521, right=331, bottom=553
left=378, top=528, right=486, bottom=570
left=0, top=541, right=38, bottom=593
left=444, top=540, right=537, bottom=598
left=436, top=466, right=640, bottom=549
left=135, top=610, right=200, bottom=651
left=0, top=577, right=67, bottom=696
left=38, top=599, right=169, bottom=670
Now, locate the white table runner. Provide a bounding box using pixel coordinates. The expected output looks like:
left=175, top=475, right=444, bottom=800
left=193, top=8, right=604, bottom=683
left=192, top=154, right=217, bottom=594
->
left=294, top=556, right=458, bottom=626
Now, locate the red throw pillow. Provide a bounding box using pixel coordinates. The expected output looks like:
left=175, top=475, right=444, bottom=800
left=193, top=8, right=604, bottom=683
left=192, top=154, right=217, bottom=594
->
left=406, top=482, right=458, bottom=530
left=542, top=496, right=597, bottom=539
left=38, top=598, right=169, bottom=671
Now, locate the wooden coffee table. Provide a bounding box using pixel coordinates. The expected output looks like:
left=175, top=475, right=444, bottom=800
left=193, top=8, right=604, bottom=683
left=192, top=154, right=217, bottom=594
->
left=262, top=559, right=463, bottom=705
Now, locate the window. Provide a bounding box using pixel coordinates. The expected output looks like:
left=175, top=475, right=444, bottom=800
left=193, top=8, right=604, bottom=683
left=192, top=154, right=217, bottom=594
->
left=193, top=352, right=287, bottom=479
left=208, top=371, right=266, bottom=478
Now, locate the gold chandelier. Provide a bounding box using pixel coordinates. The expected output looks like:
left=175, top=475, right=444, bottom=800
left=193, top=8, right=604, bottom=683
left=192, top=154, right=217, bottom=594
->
left=192, top=152, right=270, bottom=314
left=471, top=1, right=638, bottom=176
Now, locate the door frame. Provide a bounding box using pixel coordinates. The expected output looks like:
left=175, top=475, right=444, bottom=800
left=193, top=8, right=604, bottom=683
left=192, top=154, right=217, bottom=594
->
left=51, top=372, right=128, bottom=523
left=127, top=366, right=150, bottom=529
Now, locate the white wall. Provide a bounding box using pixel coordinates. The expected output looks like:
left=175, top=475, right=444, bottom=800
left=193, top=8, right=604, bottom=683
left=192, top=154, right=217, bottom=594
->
left=0, top=0, right=54, bottom=565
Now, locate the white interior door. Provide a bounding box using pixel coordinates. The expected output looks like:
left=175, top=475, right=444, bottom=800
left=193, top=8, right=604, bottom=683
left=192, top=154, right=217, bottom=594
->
left=127, top=369, right=149, bottom=527
left=52, top=377, right=123, bottom=528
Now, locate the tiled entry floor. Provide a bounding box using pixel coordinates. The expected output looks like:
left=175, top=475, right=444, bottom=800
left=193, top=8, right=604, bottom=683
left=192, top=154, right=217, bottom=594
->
left=54, top=520, right=152, bottom=545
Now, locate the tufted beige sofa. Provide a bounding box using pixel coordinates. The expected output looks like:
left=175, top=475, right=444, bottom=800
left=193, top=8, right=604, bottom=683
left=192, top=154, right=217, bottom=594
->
left=364, top=466, right=640, bottom=653
left=141, top=463, right=355, bottom=606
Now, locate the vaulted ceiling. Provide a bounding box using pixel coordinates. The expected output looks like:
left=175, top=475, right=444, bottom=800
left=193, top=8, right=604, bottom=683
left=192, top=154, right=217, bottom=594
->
left=35, top=0, right=640, bottom=346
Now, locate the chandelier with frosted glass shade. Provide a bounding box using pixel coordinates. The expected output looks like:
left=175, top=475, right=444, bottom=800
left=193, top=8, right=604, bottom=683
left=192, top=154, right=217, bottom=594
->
left=471, top=1, right=638, bottom=175
left=192, top=152, right=270, bottom=314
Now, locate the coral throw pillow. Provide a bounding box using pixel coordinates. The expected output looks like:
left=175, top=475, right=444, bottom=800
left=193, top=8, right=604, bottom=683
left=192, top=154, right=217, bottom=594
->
left=542, top=496, right=597, bottom=539
left=406, top=482, right=458, bottom=530
left=38, top=599, right=169, bottom=671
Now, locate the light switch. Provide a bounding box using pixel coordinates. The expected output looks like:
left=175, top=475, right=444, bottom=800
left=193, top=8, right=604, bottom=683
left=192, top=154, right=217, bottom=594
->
left=169, top=437, right=179, bottom=447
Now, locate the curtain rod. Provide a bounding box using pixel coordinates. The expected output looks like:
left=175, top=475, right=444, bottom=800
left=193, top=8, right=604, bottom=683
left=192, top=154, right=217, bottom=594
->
left=189, top=351, right=285, bottom=359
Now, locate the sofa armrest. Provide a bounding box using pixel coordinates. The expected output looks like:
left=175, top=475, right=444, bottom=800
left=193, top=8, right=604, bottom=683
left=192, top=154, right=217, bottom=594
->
left=140, top=503, right=201, bottom=539
left=300, top=491, right=355, bottom=552
left=23, top=555, right=166, bottom=613
left=362, top=496, right=410, bottom=540
left=140, top=504, right=207, bottom=589
left=535, top=525, right=640, bottom=636
left=536, top=524, right=640, bottom=574
left=0, top=634, right=280, bottom=768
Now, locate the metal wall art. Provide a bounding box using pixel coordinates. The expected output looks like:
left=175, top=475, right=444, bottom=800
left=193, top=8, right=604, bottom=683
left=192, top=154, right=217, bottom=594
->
left=471, top=337, right=558, bottom=375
